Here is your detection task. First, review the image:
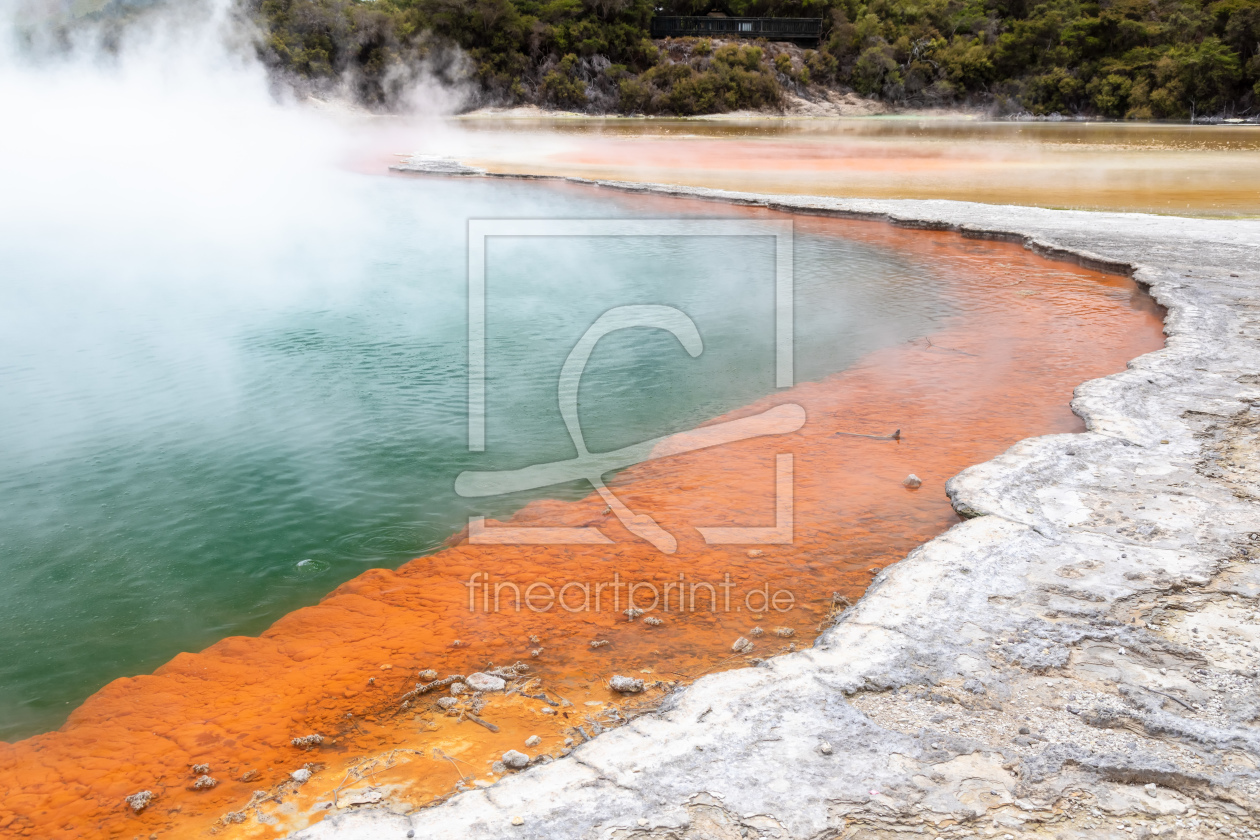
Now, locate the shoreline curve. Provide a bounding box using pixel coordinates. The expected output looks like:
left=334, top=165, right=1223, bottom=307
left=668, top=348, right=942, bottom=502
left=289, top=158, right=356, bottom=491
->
left=303, top=170, right=1260, bottom=838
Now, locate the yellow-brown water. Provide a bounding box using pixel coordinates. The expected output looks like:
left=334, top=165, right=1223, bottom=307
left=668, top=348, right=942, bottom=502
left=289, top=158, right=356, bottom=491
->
left=434, top=117, right=1260, bottom=217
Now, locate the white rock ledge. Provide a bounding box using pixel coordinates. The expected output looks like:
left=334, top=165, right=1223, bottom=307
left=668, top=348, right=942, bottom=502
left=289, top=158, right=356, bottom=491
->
left=301, top=179, right=1260, bottom=839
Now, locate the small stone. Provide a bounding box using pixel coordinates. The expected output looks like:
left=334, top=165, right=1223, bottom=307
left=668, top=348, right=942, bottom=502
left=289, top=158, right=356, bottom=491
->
left=773, top=627, right=794, bottom=638
left=491, top=761, right=506, bottom=774
left=437, top=696, right=458, bottom=709
left=963, top=678, right=986, bottom=695
left=407, top=830, right=415, bottom=838
left=747, top=549, right=763, bottom=557
left=291, top=768, right=312, bottom=784
left=610, top=675, right=645, bottom=693
left=191, top=763, right=210, bottom=774
left=449, top=682, right=468, bottom=695
left=380, top=663, right=392, bottom=670
left=191, top=775, right=217, bottom=790
left=1018, top=726, right=1030, bottom=735
left=590, top=640, right=610, bottom=648
left=291, top=733, right=324, bottom=750
left=511, top=815, right=525, bottom=826
left=642, top=616, right=662, bottom=626
left=624, top=607, right=644, bottom=620
left=502, top=750, right=529, bottom=770
left=819, top=741, right=833, bottom=755
left=124, top=791, right=154, bottom=813
left=1145, top=783, right=1158, bottom=797
left=638, top=818, right=649, bottom=826
left=525, top=735, right=541, bottom=747
left=749, top=626, right=764, bottom=637
left=466, top=672, right=507, bottom=692
left=903, top=474, right=922, bottom=489
left=419, top=669, right=438, bottom=680
left=540, top=706, right=556, bottom=715
left=732, top=636, right=754, bottom=654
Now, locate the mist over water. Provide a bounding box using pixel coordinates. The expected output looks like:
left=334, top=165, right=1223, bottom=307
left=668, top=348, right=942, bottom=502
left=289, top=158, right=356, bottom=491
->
left=0, top=3, right=951, bottom=739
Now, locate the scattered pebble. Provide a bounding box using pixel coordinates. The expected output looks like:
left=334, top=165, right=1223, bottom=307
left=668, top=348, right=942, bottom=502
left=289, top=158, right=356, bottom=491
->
left=590, top=640, right=610, bottom=648
left=511, top=815, right=525, bottom=826
left=191, top=775, right=217, bottom=790
left=437, top=697, right=458, bottom=709
left=291, top=734, right=324, bottom=750
left=540, top=706, right=556, bottom=715
left=773, top=627, right=795, bottom=638
left=610, top=675, right=645, bottom=694
left=732, top=636, right=754, bottom=654
left=380, top=664, right=392, bottom=670
left=502, top=750, right=529, bottom=770
left=525, top=735, right=541, bottom=747
left=291, top=768, right=312, bottom=784
left=819, top=741, right=833, bottom=755
left=747, top=549, right=764, bottom=557
left=624, top=607, right=644, bottom=620
left=190, top=763, right=210, bottom=774
left=749, top=626, right=765, bottom=637
left=124, top=791, right=153, bottom=813
left=642, top=616, right=662, bottom=626
left=465, top=672, right=507, bottom=692
left=449, top=682, right=468, bottom=695
left=419, top=669, right=438, bottom=680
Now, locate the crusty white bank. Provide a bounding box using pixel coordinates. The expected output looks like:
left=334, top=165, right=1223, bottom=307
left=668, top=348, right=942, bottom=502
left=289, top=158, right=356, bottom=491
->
left=298, top=182, right=1260, bottom=840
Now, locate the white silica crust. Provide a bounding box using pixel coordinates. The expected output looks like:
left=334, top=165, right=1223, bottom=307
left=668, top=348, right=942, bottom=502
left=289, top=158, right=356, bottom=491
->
left=299, top=180, right=1260, bottom=839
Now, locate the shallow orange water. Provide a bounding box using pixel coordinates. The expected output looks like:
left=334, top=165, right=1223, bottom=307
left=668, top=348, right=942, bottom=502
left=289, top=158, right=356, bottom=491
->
left=431, top=117, right=1260, bottom=217
left=0, top=201, right=1165, bottom=839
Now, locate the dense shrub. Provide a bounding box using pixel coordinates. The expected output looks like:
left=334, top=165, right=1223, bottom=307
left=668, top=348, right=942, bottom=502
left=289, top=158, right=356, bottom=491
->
left=238, top=0, right=1260, bottom=116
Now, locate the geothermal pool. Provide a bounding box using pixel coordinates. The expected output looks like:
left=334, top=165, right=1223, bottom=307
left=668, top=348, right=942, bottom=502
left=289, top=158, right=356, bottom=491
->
left=0, top=176, right=954, bottom=742
left=437, top=117, right=1260, bottom=217
left=0, top=172, right=1165, bottom=838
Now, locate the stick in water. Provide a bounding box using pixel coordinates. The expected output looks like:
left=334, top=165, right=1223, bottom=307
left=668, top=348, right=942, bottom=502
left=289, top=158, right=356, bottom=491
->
left=834, top=428, right=901, bottom=441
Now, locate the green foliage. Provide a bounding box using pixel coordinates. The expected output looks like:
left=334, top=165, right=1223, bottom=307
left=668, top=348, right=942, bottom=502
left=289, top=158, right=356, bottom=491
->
left=621, top=42, right=782, bottom=113
left=540, top=52, right=588, bottom=106
left=246, top=0, right=1260, bottom=116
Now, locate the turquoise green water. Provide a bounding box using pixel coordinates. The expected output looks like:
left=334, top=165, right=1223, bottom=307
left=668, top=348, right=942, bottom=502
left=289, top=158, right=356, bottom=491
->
left=0, top=175, right=952, bottom=740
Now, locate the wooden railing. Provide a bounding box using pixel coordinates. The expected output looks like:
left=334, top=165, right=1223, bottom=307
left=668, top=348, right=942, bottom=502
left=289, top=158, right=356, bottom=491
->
left=650, top=16, right=824, bottom=45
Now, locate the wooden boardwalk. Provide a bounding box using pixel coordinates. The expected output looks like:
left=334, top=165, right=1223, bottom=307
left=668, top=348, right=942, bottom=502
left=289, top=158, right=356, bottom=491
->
left=650, top=16, right=823, bottom=45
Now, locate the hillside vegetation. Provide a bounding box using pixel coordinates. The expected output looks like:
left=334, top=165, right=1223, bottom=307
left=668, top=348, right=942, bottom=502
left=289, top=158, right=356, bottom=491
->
left=248, top=0, right=1259, bottom=117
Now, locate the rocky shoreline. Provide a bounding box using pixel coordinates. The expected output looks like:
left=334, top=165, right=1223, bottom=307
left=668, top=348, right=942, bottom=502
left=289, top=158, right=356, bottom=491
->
left=299, top=175, right=1260, bottom=840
